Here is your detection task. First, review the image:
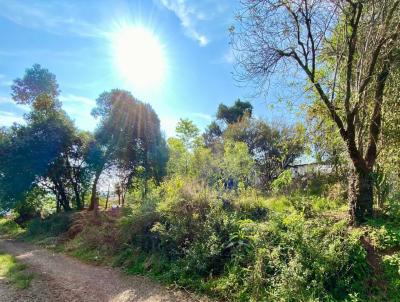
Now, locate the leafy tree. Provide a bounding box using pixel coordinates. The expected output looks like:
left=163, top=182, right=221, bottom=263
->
left=175, top=118, right=200, bottom=150
left=0, top=65, right=90, bottom=213
left=224, top=116, right=304, bottom=187
left=232, top=0, right=400, bottom=224
left=220, top=140, right=255, bottom=187
left=88, top=89, right=167, bottom=210
left=166, top=119, right=201, bottom=177
left=217, top=99, right=252, bottom=124
left=11, top=64, right=60, bottom=105
left=0, top=96, right=76, bottom=212
left=65, top=131, right=93, bottom=210
left=306, top=101, right=347, bottom=173
left=166, top=137, right=188, bottom=176
left=203, top=120, right=223, bottom=151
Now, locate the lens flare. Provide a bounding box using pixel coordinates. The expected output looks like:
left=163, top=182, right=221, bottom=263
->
left=111, top=26, right=166, bottom=91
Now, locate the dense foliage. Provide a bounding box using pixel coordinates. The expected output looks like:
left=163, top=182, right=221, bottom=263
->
left=0, top=0, right=400, bottom=301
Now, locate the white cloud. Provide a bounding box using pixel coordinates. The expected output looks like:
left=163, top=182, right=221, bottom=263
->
left=0, top=74, right=12, bottom=87
left=192, top=112, right=212, bottom=122
left=0, top=111, right=24, bottom=126
left=159, top=0, right=209, bottom=46
left=0, top=96, right=30, bottom=112
left=59, top=94, right=96, bottom=107
left=59, top=94, right=97, bottom=131
left=0, top=96, right=12, bottom=105
left=0, top=1, right=104, bottom=38
left=223, top=49, right=234, bottom=64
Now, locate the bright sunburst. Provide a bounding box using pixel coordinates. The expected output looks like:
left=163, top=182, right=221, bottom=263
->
left=111, top=26, right=166, bottom=91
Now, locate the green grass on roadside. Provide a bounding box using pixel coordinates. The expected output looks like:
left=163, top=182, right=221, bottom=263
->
left=0, top=253, right=34, bottom=289
left=0, top=218, right=25, bottom=238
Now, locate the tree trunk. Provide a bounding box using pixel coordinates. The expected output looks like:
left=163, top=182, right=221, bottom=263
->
left=59, top=187, right=71, bottom=211
left=73, top=185, right=82, bottom=210
left=56, top=193, right=61, bottom=213
left=88, top=171, right=101, bottom=211
left=104, top=184, right=110, bottom=210
left=54, top=178, right=70, bottom=212
left=348, top=167, right=373, bottom=225
left=121, top=187, right=126, bottom=207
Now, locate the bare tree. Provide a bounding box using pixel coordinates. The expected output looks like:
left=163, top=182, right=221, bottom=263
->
left=231, top=0, right=400, bottom=224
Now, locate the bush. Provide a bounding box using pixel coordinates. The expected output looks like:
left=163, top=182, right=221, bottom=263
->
left=112, top=178, right=371, bottom=301
left=63, top=212, right=121, bottom=262
left=0, top=218, right=24, bottom=238
left=230, top=186, right=269, bottom=220
left=118, top=197, right=161, bottom=252
left=383, top=252, right=400, bottom=300
left=271, top=170, right=292, bottom=193
left=209, top=215, right=369, bottom=301
left=25, top=212, right=73, bottom=239
left=154, top=177, right=219, bottom=257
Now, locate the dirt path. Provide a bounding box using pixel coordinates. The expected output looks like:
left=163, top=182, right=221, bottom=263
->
left=0, top=239, right=207, bottom=302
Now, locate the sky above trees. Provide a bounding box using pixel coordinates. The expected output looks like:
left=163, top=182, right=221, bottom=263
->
left=0, top=0, right=300, bottom=136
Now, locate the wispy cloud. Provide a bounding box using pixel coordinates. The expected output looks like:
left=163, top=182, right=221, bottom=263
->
left=0, top=96, right=30, bottom=112
left=0, top=74, right=12, bottom=87
left=59, top=94, right=96, bottom=107
left=193, top=112, right=212, bottom=122
left=159, top=0, right=209, bottom=46
left=0, top=96, right=12, bottom=105
left=223, top=49, right=234, bottom=64
left=0, top=111, right=24, bottom=126
left=59, top=94, right=97, bottom=131
left=0, top=1, right=104, bottom=38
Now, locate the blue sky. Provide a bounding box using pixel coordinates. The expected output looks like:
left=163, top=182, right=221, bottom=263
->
left=0, top=0, right=299, bottom=136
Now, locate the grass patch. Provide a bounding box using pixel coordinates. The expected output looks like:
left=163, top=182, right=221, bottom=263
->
left=0, top=253, right=34, bottom=289
left=0, top=218, right=25, bottom=238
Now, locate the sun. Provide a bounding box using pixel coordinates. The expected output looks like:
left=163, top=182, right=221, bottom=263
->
left=111, top=26, right=166, bottom=91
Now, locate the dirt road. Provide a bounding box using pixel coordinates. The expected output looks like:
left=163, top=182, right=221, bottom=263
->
left=0, top=239, right=206, bottom=302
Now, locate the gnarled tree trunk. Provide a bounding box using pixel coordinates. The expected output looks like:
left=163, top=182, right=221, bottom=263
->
left=348, top=167, right=373, bottom=225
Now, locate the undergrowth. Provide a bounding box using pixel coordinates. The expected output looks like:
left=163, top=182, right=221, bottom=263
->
left=1, top=177, right=398, bottom=301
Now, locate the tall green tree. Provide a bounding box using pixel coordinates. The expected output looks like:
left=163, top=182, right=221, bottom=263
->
left=88, top=89, right=167, bottom=209
left=11, top=64, right=60, bottom=105
left=232, top=0, right=400, bottom=224
left=0, top=95, right=76, bottom=212
left=167, top=119, right=201, bottom=176
left=217, top=99, right=253, bottom=124
left=175, top=118, right=200, bottom=150
left=0, top=65, right=90, bottom=213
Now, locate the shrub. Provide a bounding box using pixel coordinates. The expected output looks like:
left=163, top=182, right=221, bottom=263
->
left=115, top=179, right=371, bottom=301
left=118, top=197, right=161, bottom=252
left=25, top=212, right=73, bottom=239
left=271, top=170, right=293, bottom=193
left=0, top=218, right=24, bottom=238
left=383, top=252, right=400, bottom=300
left=230, top=186, right=269, bottom=220
left=210, top=215, right=369, bottom=301
left=154, top=177, right=219, bottom=256
left=63, top=212, right=122, bottom=262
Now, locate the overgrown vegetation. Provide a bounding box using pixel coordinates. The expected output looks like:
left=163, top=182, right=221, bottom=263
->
left=1, top=0, right=400, bottom=301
